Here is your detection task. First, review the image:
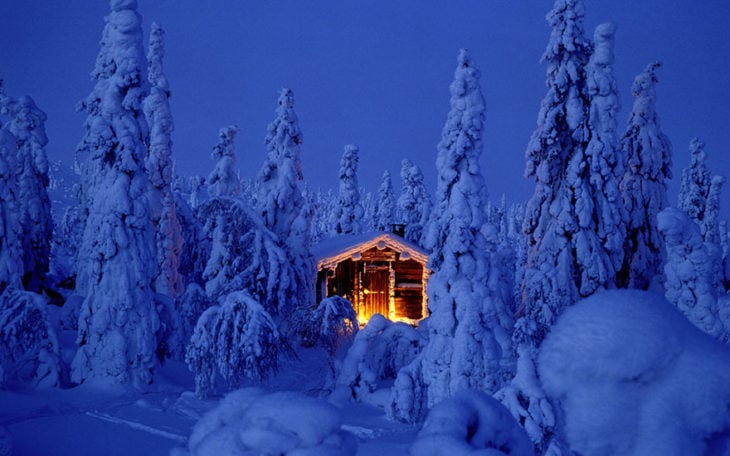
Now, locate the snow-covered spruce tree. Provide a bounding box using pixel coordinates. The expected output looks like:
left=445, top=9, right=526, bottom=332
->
left=1, top=94, right=53, bottom=292
left=143, top=22, right=183, bottom=299
left=373, top=170, right=396, bottom=232
left=0, top=289, right=60, bottom=388
left=618, top=62, right=672, bottom=289
left=258, top=88, right=304, bottom=243
left=333, top=144, right=363, bottom=235
left=0, top=117, right=22, bottom=294
left=499, top=1, right=596, bottom=452
left=390, top=49, right=514, bottom=423
left=186, top=291, right=279, bottom=398
left=72, top=0, right=159, bottom=387
left=207, top=125, right=240, bottom=198
left=658, top=207, right=725, bottom=339
left=584, top=22, right=626, bottom=278
left=196, top=197, right=298, bottom=320
left=256, top=89, right=315, bottom=321
left=397, top=159, right=432, bottom=245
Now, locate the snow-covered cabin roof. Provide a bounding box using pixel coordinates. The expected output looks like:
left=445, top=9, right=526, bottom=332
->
left=313, top=232, right=429, bottom=270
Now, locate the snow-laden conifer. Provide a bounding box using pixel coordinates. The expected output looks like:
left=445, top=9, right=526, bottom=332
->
left=186, top=291, right=279, bottom=398
left=397, top=159, right=432, bottom=245
left=618, top=62, right=672, bottom=289
left=1, top=94, right=53, bottom=292
left=584, top=22, right=626, bottom=277
left=333, top=144, right=363, bottom=235
left=143, top=22, right=183, bottom=299
left=391, top=49, right=514, bottom=422
left=258, top=88, right=304, bottom=242
left=256, top=89, right=315, bottom=316
left=207, top=126, right=240, bottom=198
left=72, top=0, right=159, bottom=387
left=373, top=170, right=396, bottom=232
left=0, top=124, right=22, bottom=293
left=500, top=1, right=592, bottom=452
left=659, top=207, right=725, bottom=339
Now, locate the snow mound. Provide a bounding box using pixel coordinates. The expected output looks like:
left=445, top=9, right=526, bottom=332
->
left=539, top=289, right=730, bottom=456
left=409, top=390, right=533, bottom=455
left=337, top=314, right=425, bottom=400
left=185, top=388, right=357, bottom=455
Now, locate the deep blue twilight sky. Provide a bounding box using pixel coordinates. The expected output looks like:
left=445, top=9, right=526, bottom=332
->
left=2, top=0, right=729, bottom=217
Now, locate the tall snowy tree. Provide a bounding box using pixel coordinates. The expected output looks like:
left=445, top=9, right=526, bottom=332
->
left=500, top=1, right=594, bottom=452
left=258, top=88, right=305, bottom=243
left=373, top=170, right=396, bottom=232
left=72, top=0, right=159, bottom=387
left=1, top=94, right=53, bottom=292
left=256, top=89, right=315, bottom=321
left=207, top=125, right=240, bottom=198
left=397, top=159, right=432, bottom=245
left=618, top=62, right=672, bottom=289
left=333, top=144, right=363, bottom=235
left=0, top=119, right=22, bottom=293
left=678, top=139, right=717, bottom=240
left=390, top=49, right=514, bottom=422
left=584, top=22, right=626, bottom=278
left=143, top=21, right=183, bottom=299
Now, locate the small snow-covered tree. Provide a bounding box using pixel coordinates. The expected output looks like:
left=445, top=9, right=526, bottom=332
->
left=397, top=159, right=432, bottom=245
left=185, top=291, right=279, bottom=398
left=333, top=144, right=363, bottom=235
left=1, top=94, right=53, bottom=292
left=391, top=49, right=514, bottom=422
left=340, top=314, right=425, bottom=401
left=0, top=289, right=60, bottom=388
left=207, top=126, right=240, bottom=198
left=72, top=0, right=159, bottom=388
left=143, top=22, right=183, bottom=299
left=373, top=170, right=396, bottom=232
left=301, top=295, right=358, bottom=356
left=618, top=62, right=672, bottom=289
left=196, top=198, right=299, bottom=320
left=678, top=139, right=712, bottom=230
left=659, top=207, right=724, bottom=339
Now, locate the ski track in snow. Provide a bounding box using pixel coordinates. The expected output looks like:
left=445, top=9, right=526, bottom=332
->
left=85, top=410, right=188, bottom=444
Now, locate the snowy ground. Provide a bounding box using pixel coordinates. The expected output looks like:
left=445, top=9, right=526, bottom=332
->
left=0, top=344, right=417, bottom=455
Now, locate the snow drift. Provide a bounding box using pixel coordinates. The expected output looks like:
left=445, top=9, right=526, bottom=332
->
left=181, top=388, right=357, bottom=455
left=539, top=289, right=730, bottom=455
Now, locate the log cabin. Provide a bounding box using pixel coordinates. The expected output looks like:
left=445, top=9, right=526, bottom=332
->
left=313, top=231, right=430, bottom=325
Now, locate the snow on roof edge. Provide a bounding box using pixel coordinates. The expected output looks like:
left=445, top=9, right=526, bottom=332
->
left=313, top=231, right=429, bottom=269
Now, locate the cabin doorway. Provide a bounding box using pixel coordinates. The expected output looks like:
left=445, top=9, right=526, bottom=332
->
left=361, top=264, right=389, bottom=321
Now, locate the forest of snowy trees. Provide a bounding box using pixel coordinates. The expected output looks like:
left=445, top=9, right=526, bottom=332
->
left=2, top=0, right=730, bottom=454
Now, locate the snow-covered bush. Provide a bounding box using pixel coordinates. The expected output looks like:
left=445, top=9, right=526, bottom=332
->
left=0, top=289, right=60, bottom=388
left=338, top=314, right=425, bottom=400
left=409, top=390, right=534, bottom=456
left=539, top=289, right=730, bottom=455
left=301, top=296, right=358, bottom=356
left=658, top=207, right=724, bottom=339
left=183, top=388, right=357, bottom=455
left=185, top=291, right=280, bottom=398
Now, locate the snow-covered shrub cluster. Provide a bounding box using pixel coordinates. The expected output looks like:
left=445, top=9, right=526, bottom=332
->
left=0, top=289, right=60, bottom=388
left=540, top=289, right=730, bottom=455
left=338, top=314, right=425, bottom=401
left=410, top=390, right=534, bottom=456
left=182, top=388, right=357, bottom=455
left=186, top=291, right=280, bottom=398
left=300, top=296, right=358, bottom=356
